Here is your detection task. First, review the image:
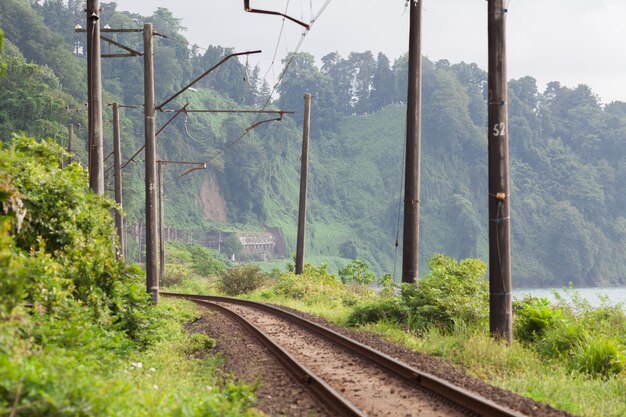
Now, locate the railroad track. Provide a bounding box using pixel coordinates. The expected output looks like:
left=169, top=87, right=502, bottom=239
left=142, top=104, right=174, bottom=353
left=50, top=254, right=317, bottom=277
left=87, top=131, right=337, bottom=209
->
left=162, top=292, right=527, bottom=417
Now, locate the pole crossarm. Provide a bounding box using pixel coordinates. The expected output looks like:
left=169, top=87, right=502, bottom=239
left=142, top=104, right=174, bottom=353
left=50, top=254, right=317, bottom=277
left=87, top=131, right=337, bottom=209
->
left=76, top=28, right=144, bottom=59
left=244, top=0, right=310, bottom=29
left=75, top=28, right=143, bottom=33
left=157, top=160, right=207, bottom=178
left=245, top=114, right=286, bottom=132
left=101, top=35, right=143, bottom=57
left=158, top=108, right=293, bottom=133
left=156, top=50, right=262, bottom=110
left=160, top=109, right=293, bottom=115
left=117, top=104, right=189, bottom=171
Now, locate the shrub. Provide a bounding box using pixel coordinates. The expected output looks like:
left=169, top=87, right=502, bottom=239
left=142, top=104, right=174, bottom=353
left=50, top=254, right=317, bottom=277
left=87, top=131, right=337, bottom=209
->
left=400, top=254, right=488, bottom=332
left=161, top=263, right=192, bottom=288
left=190, top=245, right=227, bottom=277
left=514, top=296, right=564, bottom=343
left=0, top=136, right=152, bottom=335
left=346, top=254, right=488, bottom=333
left=570, top=338, right=625, bottom=379
left=538, top=319, right=588, bottom=359
left=377, top=273, right=396, bottom=298
left=218, top=265, right=269, bottom=296
left=346, top=298, right=409, bottom=327
left=338, top=260, right=375, bottom=285
left=221, top=234, right=243, bottom=261
left=186, top=333, right=217, bottom=355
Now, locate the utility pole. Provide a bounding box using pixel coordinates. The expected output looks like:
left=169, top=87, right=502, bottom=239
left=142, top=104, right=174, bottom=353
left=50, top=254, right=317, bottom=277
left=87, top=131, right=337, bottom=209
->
left=144, top=23, right=158, bottom=303
left=295, top=93, right=311, bottom=275
left=402, top=0, right=423, bottom=284
left=86, top=0, right=104, bottom=194
left=112, top=102, right=125, bottom=259
left=67, top=123, right=73, bottom=166
left=156, top=160, right=206, bottom=281
left=158, top=161, right=165, bottom=280
left=488, top=0, right=512, bottom=343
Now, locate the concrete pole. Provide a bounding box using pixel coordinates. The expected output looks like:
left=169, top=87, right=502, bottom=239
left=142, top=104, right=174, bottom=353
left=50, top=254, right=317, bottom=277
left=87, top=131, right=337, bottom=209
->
left=158, top=161, right=165, bottom=280
left=112, top=102, right=125, bottom=259
left=402, top=0, right=423, bottom=284
left=86, top=0, right=104, bottom=194
left=295, top=93, right=311, bottom=275
left=144, top=23, right=159, bottom=303
left=67, top=123, right=73, bottom=166
left=488, top=0, right=512, bottom=343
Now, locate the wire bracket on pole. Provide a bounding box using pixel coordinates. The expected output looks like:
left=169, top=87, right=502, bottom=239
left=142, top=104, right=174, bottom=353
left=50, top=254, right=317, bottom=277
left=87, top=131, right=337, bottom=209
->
left=156, top=50, right=262, bottom=111
left=245, top=111, right=288, bottom=132
left=244, top=0, right=310, bottom=29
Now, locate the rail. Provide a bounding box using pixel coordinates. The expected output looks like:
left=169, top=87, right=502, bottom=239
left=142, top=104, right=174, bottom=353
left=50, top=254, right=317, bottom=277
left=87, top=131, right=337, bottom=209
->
left=162, top=292, right=527, bottom=417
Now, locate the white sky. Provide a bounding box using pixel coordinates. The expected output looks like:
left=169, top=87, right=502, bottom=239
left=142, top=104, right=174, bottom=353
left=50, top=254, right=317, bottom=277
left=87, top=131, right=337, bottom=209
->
left=118, top=0, right=626, bottom=103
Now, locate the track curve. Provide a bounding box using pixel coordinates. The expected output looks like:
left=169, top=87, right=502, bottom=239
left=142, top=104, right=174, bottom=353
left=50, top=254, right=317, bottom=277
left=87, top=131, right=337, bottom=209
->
left=162, top=292, right=528, bottom=417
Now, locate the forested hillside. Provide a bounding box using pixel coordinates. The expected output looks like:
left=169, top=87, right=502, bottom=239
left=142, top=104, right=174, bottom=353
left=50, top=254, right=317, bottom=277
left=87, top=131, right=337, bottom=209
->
left=2, top=0, right=626, bottom=286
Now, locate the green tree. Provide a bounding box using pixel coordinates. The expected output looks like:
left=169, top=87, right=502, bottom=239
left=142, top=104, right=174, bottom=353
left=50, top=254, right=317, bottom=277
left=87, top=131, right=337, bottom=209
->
left=321, top=51, right=352, bottom=114
left=338, top=260, right=375, bottom=285
left=222, top=234, right=243, bottom=261
left=0, top=50, right=76, bottom=142
left=277, top=52, right=337, bottom=129
left=371, top=52, right=395, bottom=111
left=0, top=0, right=84, bottom=96
left=0, top=29, right=5, bottom=77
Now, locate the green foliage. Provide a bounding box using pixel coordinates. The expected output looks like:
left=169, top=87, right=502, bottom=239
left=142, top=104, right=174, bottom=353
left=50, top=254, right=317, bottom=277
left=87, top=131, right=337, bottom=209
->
left=221, top=234, right=243, bottom=261
left=217, top=265, right=269, bottom=296
left=186, top=333, right=217, bottom=355
left=338, top=260, right=375, bottom=285
left=377, top=273, right=397, bottom=298
left=537, top=319, right=588, bottom=359
left=0, top=29, right=5, bottom=77
left=348, top=254, right=488, bottom=333
left=346, top=297, right=409, bottom=327
left=0, top=299, right=262, bottom=417
left=514, top=297, right=564, bottom=343
left=0, top=136, right=150, bottom=335
left=162, top=242, right=228, bottom=287
left=0, top=0, right=84, bottom=96
left=190, top=245, right=228, bottom=277
left=511, top=288, right=626, bottom=380
left=0, top=138, right=263, bottom=416
left=161, top=263, right=192, bottom=288
left=0, top=50, right=77, bottom=142
left=400, top=255, right=488, bottom=332
left=570, top=338, right=625, bottom=379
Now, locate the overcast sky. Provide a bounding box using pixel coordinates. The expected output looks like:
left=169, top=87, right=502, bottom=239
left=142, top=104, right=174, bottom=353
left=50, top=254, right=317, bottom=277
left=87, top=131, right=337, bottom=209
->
left=120, top=0, right=626, bottom=103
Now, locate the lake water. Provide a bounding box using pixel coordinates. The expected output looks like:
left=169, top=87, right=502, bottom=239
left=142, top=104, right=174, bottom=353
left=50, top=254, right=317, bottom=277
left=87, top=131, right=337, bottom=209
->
left=513, top=287, right=626, bottom=308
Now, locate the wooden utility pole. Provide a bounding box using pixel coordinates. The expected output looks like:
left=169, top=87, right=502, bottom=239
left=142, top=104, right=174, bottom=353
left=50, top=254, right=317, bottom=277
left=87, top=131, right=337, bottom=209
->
left=112, top=102, right=125, bottom=259
left=158, top=161, right=165, bottom=280
left=488, top=0, right=512, bottom=343
left=402, top=0, right=423, bottom=284
left=67, top=123, right=73, bottom=166
left=86, top=0, right=104, bottom=194
left=295, top=93, right=311, bottom=275
left=144, top=23, right=158, bottom=303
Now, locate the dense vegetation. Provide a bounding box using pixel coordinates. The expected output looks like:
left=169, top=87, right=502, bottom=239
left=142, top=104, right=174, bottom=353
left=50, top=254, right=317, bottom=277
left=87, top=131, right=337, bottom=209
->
left=0, top=136, right=264, bottom=416
left=2, top=0, right=626, bottom=287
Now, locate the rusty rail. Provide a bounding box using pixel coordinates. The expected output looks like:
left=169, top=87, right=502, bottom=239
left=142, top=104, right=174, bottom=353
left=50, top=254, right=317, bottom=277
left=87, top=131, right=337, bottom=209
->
left=162, top=292, right=527, bottom=417
left=185, top=298, right=364, bottom=417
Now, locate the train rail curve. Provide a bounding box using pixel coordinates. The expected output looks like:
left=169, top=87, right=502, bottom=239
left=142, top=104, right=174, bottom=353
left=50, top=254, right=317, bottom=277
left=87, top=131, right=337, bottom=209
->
left=162, top=292, right=527, bottom=417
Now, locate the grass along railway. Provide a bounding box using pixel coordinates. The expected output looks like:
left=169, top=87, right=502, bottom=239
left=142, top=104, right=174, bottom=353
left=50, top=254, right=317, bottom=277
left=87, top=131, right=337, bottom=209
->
left=162, top=292, right=529, bottom=417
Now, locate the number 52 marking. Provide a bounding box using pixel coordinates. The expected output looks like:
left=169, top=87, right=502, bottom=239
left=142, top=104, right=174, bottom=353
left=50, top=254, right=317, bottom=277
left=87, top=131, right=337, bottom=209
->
left=492, top=122, right=506, bottom=137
